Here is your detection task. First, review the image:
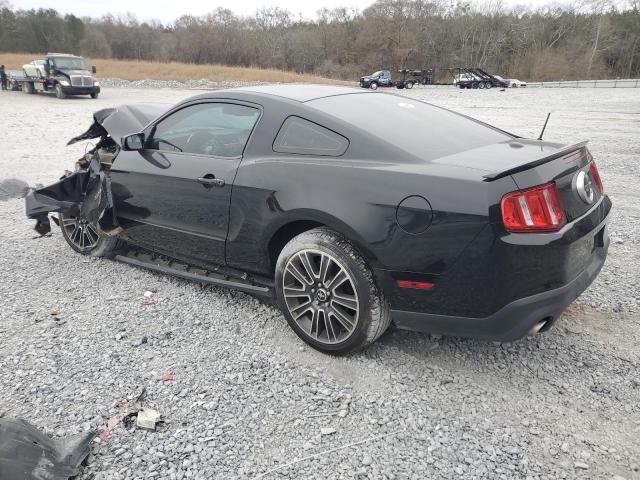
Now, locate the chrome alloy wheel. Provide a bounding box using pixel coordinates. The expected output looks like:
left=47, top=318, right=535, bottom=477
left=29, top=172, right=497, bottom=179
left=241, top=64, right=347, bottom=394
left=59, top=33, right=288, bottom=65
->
left=282, top=249, right=360, bottom=345
left=61, top=214, right=100, bottom=251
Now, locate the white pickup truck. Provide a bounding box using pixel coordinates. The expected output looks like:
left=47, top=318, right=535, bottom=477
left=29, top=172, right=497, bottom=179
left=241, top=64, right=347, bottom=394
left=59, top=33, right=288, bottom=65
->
left=20, top=53, right=100, bottom=99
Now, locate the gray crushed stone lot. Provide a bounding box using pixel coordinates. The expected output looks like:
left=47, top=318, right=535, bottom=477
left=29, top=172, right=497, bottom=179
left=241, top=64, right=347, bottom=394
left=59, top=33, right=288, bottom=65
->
left=0, top=86, right=639, bottom=480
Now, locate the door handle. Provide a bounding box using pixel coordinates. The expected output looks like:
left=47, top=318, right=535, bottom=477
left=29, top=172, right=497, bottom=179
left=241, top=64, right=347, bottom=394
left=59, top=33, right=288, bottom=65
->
left=197, top=175, right=225, bottom=188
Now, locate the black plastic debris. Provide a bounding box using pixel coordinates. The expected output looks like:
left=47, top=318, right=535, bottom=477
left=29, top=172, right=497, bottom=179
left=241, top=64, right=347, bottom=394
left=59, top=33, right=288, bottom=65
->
left=0, top=418, right=96, bottom=480
left=25, top=154, right=116, bottom=236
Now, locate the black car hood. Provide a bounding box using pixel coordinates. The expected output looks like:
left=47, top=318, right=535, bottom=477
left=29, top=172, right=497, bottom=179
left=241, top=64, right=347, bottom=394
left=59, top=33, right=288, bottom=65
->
left=67, top=103, right=171, bottom=145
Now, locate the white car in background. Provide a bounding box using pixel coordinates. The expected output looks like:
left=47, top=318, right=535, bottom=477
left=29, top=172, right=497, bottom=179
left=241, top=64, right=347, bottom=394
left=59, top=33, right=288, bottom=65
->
left=22, top=60, right=47, bottom=78
left=494, top=75, right=527, bottom=88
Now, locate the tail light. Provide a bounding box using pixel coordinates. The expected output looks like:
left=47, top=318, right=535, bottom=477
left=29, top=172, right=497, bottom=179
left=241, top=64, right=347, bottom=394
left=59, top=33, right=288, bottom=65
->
left=501, top=182, right=566, bottom=233
left=589, top=162, right=604, bottom=193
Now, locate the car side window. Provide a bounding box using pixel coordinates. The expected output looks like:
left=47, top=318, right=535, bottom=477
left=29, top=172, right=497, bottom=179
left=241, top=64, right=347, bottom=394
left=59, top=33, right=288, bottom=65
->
left=273, top=116, right=349, bottom=156
left=150, top=103, right=260, bottom=157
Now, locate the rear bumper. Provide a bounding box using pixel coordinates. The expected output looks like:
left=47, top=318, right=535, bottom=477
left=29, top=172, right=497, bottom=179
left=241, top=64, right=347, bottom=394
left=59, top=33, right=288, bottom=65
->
left=391, top=222, right=609, bottom=341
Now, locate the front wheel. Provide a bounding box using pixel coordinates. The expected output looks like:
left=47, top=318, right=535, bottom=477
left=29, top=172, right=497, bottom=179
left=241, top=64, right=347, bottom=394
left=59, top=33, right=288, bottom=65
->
left=275, top=228, right=391, bottom=354
left=55, top=84, right=66, bottom=99
left=405, top=81, right=414, bottom=89
left=369, top=82, right=378, bottom=90
left=59, top=213, right=119, bottom=256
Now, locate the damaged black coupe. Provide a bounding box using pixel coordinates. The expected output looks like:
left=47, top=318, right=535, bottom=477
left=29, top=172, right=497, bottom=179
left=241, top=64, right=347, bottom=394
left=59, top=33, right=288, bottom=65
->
left=26, top=85, right=611, bottom=354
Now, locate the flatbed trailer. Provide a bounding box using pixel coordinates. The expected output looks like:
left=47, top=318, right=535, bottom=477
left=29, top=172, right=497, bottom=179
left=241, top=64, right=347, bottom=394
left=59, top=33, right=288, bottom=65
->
left=449, top=67, right=509, bottom=89
left=17, top=53, right=100, bottom=99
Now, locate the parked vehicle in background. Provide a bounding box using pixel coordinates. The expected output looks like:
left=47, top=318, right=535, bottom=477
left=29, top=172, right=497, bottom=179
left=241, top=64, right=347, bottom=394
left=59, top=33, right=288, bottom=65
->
left=509, top=78, right=527, bottom=87
left=494, top=75, right=528, bottom=88
left=19, top=53, right=100, bottom=99
left=449, top=67, right=509, bottom=89
left=359, top=70, right=417, bottom=90
left=360, top=70, right=394, bottom=90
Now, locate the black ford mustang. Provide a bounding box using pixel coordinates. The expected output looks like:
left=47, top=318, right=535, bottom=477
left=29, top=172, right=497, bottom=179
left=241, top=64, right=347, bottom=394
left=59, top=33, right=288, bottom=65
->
left=26, top=85, right=611, bottom=354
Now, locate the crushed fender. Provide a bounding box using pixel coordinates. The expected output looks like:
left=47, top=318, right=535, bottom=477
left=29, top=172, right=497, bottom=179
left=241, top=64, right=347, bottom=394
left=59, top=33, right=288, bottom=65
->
left=25, top=103, right=169, bottom=236
left=0, top=417, right=96, bottom=480
left=25, top=154, right=116, bottom=236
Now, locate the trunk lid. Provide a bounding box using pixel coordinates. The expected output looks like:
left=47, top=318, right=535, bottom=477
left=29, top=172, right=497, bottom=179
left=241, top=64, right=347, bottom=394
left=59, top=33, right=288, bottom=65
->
left=432, top=139, right=600, bottom=222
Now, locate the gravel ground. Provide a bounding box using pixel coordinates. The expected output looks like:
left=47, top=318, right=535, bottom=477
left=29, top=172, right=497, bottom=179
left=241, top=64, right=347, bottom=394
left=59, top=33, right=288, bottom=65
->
left=0, top=85, right=639, bottom=480
left=99, top=78, right=266, bottom=90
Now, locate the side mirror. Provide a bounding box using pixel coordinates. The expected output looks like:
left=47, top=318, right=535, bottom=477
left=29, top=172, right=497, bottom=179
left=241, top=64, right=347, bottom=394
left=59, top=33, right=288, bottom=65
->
left=91, top=65, right=97, bottom=74
left=123, top=133, right=145, bottom=151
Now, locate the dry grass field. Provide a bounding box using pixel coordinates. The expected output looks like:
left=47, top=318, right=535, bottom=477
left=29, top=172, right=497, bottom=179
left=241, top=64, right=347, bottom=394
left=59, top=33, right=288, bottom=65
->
left=0, top=53, right=342, bottom=84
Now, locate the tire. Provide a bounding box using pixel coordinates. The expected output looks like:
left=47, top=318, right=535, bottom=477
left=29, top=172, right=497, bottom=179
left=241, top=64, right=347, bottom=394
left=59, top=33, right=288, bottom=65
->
left=458, top=84, right=465, bottom=89
left=406, top=81, right=414, bottom=89
left=90, top=92, right=99, bottom=99
left=478, top=82, right=485, bottom=89
left=472, top=82, right=479, bottom=89
left=369, top=82, right=378, bottom=91
left=55, top=84, right=66, bottom=99
left=485, top=82, right=493, bottom=89
left=275, top=227, right=391, bottom=354
left=59, top=212, right=120, bottom=257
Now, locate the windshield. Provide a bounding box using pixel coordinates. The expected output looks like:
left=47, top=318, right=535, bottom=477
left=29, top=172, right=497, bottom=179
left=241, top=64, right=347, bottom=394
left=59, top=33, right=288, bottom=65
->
left=371, top=71, right=383, bottom=77
left=309, top=93, right=513, bottom=161
left=49, top=57, right=86, bottom=70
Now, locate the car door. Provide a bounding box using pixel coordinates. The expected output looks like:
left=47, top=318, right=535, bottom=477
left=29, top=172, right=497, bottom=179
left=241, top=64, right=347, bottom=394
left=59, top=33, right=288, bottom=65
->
left=110, top=101, right=261, bottom=267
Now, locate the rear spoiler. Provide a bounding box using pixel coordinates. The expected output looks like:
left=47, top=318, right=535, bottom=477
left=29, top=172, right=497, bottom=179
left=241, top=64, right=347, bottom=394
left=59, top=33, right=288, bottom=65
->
left=483, top=140, right=589, bottom=181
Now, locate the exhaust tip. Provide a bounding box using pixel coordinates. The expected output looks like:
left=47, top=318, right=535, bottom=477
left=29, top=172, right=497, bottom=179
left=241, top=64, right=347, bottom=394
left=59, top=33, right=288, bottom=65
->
left=528, top=317, right=552, bottom=335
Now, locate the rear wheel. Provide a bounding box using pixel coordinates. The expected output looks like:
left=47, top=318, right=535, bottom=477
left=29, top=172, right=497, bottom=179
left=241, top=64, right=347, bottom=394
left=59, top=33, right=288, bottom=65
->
left=478, top=82, right=485, bottom=89
left=275, top=228, right=390, bottom=354
left=90, top=92, right=99, bottom=99
left=472, top=82, right=479, bottom=89
left=55, top=84, right=66, bottom=99
left=485, top=82, right=493, bottom=89
left=59, top=213, right=119, bottom=256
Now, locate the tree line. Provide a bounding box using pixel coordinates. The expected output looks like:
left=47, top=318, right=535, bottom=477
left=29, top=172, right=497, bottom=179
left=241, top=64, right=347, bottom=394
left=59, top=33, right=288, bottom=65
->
left=1, top=0, right=639, bottom=81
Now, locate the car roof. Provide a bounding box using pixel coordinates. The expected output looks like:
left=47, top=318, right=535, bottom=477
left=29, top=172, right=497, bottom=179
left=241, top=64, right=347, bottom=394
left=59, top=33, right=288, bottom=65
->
left=226, top=84, right=368, bottom=102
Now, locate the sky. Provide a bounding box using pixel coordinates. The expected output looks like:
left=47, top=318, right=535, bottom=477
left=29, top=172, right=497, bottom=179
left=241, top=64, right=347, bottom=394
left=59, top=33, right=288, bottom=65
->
left=11, top=0, right=557, bottom=23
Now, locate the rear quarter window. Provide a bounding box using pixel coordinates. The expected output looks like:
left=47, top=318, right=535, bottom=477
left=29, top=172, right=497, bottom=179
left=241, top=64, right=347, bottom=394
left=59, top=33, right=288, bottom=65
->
left=273, top=116, right=349, bottom=156
left=308, top=94, right=512, bottom=161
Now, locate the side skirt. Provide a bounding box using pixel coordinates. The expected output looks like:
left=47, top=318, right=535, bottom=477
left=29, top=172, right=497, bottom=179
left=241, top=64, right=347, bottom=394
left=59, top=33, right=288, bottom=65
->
left=114, top=250, right=273, bottom=298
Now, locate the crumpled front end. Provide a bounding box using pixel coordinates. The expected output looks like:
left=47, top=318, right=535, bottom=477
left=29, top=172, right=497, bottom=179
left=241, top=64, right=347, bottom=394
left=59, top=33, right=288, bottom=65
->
left=24, top=103, right=168, bottom=236
left=25, top=153, right=117, bottom=236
